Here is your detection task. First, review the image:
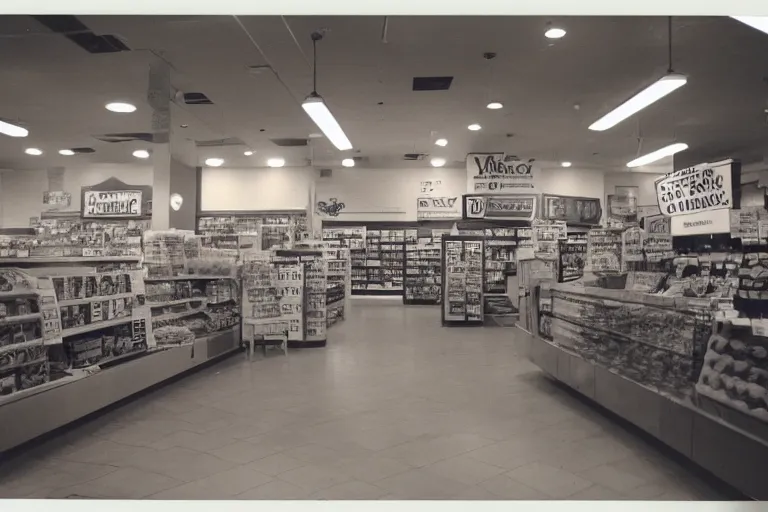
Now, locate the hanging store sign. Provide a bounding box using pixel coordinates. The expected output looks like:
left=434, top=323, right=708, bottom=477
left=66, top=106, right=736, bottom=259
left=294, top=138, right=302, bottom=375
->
left=416, top=197, right=460, bottom=220
left=541, top=194, right=602, bottom=226
left=42, top=191, right=71, bottom=208
left=463, top=194, right=537, bottom=221
left=83, top=190, right=142, bottom=218
left=655, top=161, right=733, bottom=217
left=466, top=153, right=536, bottom=192
left=670, top=208, right=731, bottom=236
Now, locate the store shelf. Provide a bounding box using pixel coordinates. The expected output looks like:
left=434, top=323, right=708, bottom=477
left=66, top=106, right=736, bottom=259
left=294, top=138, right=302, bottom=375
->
left=0, top=337, right=45, bottom=355
left=144, top=275, right=234, bottom=282
left=58, top=292, right=135, bottom=307
left=0, top=312, right=42, bottom=326
left=327, top=298, right=345, bottom=309
left=0, top=256, right=141, bottom=264
left=146, top=296, right=208, bottom=308
left=152, top=307, right=207, bottom=323
left=0, top=291, right=38, bottom=299
left=61, top=317, right=133, bottom=337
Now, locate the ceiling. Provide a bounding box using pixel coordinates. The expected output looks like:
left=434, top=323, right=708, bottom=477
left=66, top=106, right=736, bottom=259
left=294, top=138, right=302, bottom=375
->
left=1, top=15, right=768, bottom=172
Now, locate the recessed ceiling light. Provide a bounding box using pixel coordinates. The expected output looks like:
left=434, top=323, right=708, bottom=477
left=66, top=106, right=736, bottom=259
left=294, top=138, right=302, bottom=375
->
left=486, top=102, right=503, bottom=110
left=561, top=161, right=572, bottom=167
left=0, top=120, right=29, bottom=138
left=244, top=151, right=254, bottom=156
left=267, top=158, right=285, bottom=168
left=132, top=149, right=150, bottom=159
left=105, top=102, right=137, bottom=113
left=342, top=158, right=355, bottom=167
left=468, top=124, right=482, bottom=131
left=24, top=148, right=43, bottom=156
left=435, top=138, right=448, bottom=147
left=205, top=158, right=225, bottom=167
left=545, top=27, right=566, bottom=39
left=59, top=149, right=75, bottom=156
left=180, top=124, right=189, bottom=128
left=430, top=157, right=447, bottom=167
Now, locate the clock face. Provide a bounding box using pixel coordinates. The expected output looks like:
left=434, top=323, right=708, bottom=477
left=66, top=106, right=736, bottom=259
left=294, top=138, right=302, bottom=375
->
left=170, top=193, right=183, bottom=211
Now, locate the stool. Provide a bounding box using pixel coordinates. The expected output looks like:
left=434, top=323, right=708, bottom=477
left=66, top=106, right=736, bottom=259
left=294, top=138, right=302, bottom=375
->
left=247, top=333, right=288, bottom=361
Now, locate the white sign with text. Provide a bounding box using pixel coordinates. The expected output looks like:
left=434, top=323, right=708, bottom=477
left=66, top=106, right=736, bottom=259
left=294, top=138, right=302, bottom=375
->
left=466, top=153, right=536, bottom=193
left=655, top=161, right=733, bottom=217
left=83, top=190, right=143, bottom=218
left=670, top=209, right=731, bottom=236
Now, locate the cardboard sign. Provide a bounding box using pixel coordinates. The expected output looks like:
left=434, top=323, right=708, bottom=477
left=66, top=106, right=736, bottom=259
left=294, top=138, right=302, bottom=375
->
left=83, top=190, right=142, bottom=218
left=655, top=161, right=733, bottom=216
left=466, top=153, right=536, bottom=192
left=463, top=194, right=537, bottom=221
left=416, top=196, right=460, bottom=220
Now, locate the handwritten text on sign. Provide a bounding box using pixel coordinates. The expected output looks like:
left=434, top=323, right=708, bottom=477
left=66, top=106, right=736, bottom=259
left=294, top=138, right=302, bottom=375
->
left=655, top=164, right=732, bottom=217
left=463, top=194, right=536, bottom=221
left=83, top=190, right=142, bottom=218
left=466, top=153, right=535, bottom=192
left=416, top=197, right=459, bottom=219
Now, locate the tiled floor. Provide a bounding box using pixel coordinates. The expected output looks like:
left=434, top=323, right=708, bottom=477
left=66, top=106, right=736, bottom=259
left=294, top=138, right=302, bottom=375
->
left=0, top=302, right=728, bottom=500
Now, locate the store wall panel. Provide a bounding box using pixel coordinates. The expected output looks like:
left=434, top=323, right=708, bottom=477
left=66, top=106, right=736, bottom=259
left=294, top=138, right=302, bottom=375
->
left=603, top=172, right=665, bottom=207
left=200, top=167, right=317, bottom=211
left=168, top=158, right=198, bottom=230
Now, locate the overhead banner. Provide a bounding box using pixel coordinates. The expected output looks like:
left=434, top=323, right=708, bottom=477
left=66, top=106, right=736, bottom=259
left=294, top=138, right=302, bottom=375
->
left=83, top=190, right=143, bottom=218
left=655, top=161, right=733, bottom=217
left=463, top=194, right=537, bottom=221
left=466, top=153, right=536, bottom=192
left=416, top=196, right=460, bottom=220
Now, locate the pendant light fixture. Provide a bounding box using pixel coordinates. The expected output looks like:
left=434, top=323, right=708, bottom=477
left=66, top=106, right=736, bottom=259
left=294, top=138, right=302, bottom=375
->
left=302, top=32, right=353, bottom=151
left=589, top=17, right=686, bottom=132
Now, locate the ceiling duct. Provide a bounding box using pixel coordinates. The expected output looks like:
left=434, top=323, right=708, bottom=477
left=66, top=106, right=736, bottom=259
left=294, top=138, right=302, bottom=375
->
left=403, top=153, right=427, bottom=160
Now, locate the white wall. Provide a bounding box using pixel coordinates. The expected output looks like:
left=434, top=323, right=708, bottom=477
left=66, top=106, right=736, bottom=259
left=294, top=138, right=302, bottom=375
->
left=200, top=167, right=317, bottom=212
left=0, top=164, right=153, bottom=228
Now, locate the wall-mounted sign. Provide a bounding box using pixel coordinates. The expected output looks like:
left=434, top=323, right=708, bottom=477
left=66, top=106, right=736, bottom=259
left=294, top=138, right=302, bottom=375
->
left=655, top=161, right=733, bottom=217
left=83, top=190, right=142, bottom=218
left=463, top=194, right=537, bottom=221
left=420, top=180, right=443, bottom=195
left=670, top=208, right=731, bottom=236
left=416, top=196, right=460, bottom=220
left=541, top=194, right=601, bottom=226
left=42, top=191, right=71, bottom=207
left=316, top=198, right=346, bottom=217
left=466, top=153, right=536, bottom=192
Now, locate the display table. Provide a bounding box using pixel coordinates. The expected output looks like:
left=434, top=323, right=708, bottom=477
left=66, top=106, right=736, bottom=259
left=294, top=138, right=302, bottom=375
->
left=0, top=327, right=240, bottom=453
left=522, top=282, right=768, bottom=500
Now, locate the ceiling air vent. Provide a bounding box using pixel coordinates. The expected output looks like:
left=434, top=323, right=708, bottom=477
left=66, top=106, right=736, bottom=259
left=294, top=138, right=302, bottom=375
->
left=184, top=92, right=213, bottom=105
left=319, top=169, right=333, bottom=178
left=412, top=76, right=454, bottom=91
left=94, top=133, right=155, bottom=143
left=31, top=15, right=131, bottom=54
left=403, top=153, right=427, bottom=161
left=270, top=138, right=309, bottom=147
left=195, top=137, right=245, bottom=148
left=70, top=147, right=96, bottom=154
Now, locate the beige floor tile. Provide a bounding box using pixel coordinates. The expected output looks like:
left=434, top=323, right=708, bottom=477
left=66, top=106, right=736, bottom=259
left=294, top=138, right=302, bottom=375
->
left=333, top=456, right=412, bottom=483
left=235, top=480, right=310, bottom=500
left=478, top=474, right=551, bottom=500
left=579, top=463, right=648, bottom=493
left=567, top=484, right=626, bottom=500
left=243, top=453, right=306, bottom=476
left=376, top=468, right=468, bottom=500
left=128, top=446, right=236, bottom=482
left=311, top=479, right=388, bottom=500
left=426, top=454, right=506, bottom=486
left=51, top=467, right=182, bottom=499
left=149, top=466, right=273, bottom=499
left=206, top=440, right=282, bottom=464
left=507, top=462, right=594, bottom=498
left=277, top=464, right=351, bottom=493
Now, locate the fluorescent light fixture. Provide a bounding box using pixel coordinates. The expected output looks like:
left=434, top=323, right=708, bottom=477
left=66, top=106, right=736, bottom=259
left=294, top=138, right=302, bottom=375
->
left=205, top=158, right=224, bottom=167
left=434, top=138, right=448, bottom=147
left=0, top=120, right=28, bottom=138
left=545, top=27, right=566, bottom=39
left=267, top=158, right=285, bottom=168
left=561, top=161, right=572, bottom=167
left=589, top=73, right=687, bottom=131
left=731, top=16, right=768, bottom=35
left=244, top=150, right=254, bottom=156
left=342, top=158, right=355, bottom=167
left=486, top=102, right=503, bottom=110
left=105, top=102, right=137, bottom=113
left=132, top=149, right=150, bottom=159
left=301, top=93, right=353, bottom=151
left=468, top=124, right=482, bottom=131
left=430, top=157, right=446, bottom=167
left=59, top=149, right=75, bottom=156
left=24, top=148, right=43, bottom=156
left=627, top=142, right=688, bottom=168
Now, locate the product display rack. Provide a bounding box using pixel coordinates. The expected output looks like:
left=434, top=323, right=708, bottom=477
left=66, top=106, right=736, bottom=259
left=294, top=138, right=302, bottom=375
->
left=296, top=240, right=350, bottom=329
left=403, top=228, right=447, bottom=305
left=197, top=209, right=308, bottom=251
left=441, top=235, right=485, bottom=326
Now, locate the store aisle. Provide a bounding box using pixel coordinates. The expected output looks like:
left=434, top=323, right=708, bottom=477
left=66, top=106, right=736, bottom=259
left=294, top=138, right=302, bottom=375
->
left=0, top=304, right=728, bottom=500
